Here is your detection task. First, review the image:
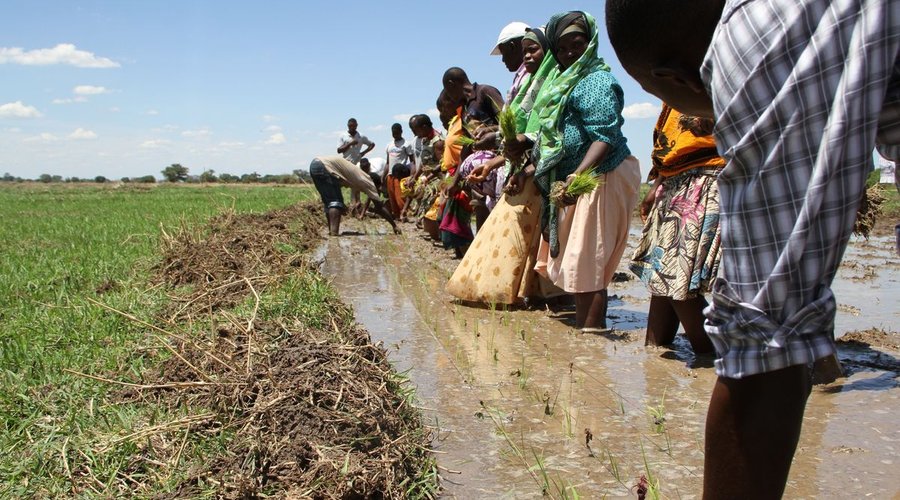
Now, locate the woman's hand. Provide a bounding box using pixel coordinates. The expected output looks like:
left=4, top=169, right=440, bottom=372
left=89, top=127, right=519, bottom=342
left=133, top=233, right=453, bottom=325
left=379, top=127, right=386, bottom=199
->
left=640, top=178, right=661, bottom=223
left=466, top=165, right=488, bottom=184
left=505, top=133, right=533, bottom=160
left=505, top=172, right=524, bottom=195
left=560, top=174, right=578, bottom=206
left=473, top=131, right=498, bottom=151
left=473, top=125, right=498, bottom=140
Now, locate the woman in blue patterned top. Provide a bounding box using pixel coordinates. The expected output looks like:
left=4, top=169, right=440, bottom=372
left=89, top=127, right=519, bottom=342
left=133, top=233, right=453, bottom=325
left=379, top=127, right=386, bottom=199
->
left=532, top=11, right=641, bottom=333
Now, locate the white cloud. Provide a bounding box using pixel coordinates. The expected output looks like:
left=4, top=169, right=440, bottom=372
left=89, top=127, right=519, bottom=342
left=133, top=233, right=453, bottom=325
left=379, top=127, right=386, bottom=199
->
left=265, top=132, right=286, bottom=145
left=74, top=85, right=110, bottom=95
left=145, top=109, right=159, bottom=116
left=427, top=108, right=440, bottom=118
left=622, top=102, right=661, bottom=119
left=217, top=141, right=245, bottom=148
left=141, top=139, right=171, bottom=148
left=393, top=113, right=413, bottom=122
left=0, top=44, right=120, bottom=68
left=262, top=115, right=278, bottom=122
left=52, top=96, right=87, bottom=105
left=368, top=124, right=386, bottom=132
left=3, top=127, right=22, bottom=133
left=0, top=101, right=43, bottom=118
left=24, top=132, right=59, bottom=142
left=109, top=107, right=120, bottom=112
left=182, top=128, right=212, bottom=138
left=69, top=128, right=97, bottom=140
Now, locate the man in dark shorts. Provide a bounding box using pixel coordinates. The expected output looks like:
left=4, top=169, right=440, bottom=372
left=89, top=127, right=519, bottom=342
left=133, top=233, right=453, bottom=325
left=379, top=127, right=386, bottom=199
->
left=309, top=155, right=400, bottom=236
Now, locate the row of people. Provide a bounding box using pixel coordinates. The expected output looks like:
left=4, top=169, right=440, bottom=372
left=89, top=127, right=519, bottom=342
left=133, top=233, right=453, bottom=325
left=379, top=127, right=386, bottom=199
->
left=309, top=4, right=897, bottom=497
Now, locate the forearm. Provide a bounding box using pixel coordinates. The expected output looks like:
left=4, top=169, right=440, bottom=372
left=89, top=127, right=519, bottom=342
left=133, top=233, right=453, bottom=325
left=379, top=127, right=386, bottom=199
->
left=573, top=141, right=611, bottom=176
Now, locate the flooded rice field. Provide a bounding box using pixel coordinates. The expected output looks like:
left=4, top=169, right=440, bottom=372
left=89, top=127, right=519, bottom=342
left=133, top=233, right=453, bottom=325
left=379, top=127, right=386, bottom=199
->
left=320, top=220, right=900, bottom=498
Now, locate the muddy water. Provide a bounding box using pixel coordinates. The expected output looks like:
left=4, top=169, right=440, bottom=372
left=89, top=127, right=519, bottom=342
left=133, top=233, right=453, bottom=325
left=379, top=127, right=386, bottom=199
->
left=321, top=222, right=900, bottom=498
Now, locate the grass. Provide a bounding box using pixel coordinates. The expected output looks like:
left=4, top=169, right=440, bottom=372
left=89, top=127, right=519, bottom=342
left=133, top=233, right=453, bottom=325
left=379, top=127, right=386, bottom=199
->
left=880, top=182, right=900, bottom=220
left=0, top=183, right=318, bottom=496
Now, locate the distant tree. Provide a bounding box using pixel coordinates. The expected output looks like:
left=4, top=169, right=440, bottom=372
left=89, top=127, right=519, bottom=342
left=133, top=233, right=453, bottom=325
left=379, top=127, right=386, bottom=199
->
left=219, top=173, right=239, bottom=183
left=51, top=175, right=63, bottom=183
left=38, top=174, right=53, bottom=183
left=121, top=177, right=131, bottom=183
left=66, top=177, right=81, bottom=183
left=199, top=169, right=218, bottom=183
left=136, top=175, right=157, bottom=183
left=293, top=169, right=312, bottom=183
left=2, top=172, right=15, bottom=182
left=241, top=172, right=260, bottom=183
left=161, top=163, right=189, bottom=182
left=94, top=176, right=108, bottom=183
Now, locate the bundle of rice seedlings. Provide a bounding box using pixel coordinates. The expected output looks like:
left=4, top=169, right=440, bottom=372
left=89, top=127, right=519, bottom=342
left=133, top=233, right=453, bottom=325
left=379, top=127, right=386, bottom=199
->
left=550, top=171, right=601, bottom=206
left=455, top=135, right=475, bottom=147
left=497, top=105, right=517, bottom=143
left=853, top=183, right=885, bottom=238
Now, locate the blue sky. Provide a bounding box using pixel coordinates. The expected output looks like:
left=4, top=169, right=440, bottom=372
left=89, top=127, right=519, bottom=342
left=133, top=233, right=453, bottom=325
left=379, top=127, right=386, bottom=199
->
left=1, top=1, right=662, bottom=180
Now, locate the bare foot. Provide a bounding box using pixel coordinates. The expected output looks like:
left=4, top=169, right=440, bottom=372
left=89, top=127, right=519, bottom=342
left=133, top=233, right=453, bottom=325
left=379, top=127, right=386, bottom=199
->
left=811, top=354, right=844, bottom=384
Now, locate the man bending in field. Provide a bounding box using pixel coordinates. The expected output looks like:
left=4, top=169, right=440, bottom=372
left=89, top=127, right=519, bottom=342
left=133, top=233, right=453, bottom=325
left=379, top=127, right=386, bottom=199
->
left=308, top=155, right=401, bottom=236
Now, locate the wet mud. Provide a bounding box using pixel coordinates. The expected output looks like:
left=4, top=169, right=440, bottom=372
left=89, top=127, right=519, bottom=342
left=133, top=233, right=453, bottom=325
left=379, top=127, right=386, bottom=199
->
left=323, top=217, right=900, bottom=498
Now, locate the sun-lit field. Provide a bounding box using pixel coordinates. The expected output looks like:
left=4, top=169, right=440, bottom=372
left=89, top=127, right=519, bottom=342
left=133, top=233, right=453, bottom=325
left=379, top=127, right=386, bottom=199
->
left=0, top=183, right=313, bottom=495
left=0, top=183, right=436, bottom=498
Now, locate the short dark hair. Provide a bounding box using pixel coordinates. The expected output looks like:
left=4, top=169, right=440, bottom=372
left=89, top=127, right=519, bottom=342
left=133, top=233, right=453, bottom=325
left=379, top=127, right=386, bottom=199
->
left=347, top=118, right=357, bottom=123
left=442, top=67, right=468, bottom=87
left=606, top=0, right=723, bottom=62
left=410, top=114, right=431, bottom=128
left=391, top=122, right=402, bottom=130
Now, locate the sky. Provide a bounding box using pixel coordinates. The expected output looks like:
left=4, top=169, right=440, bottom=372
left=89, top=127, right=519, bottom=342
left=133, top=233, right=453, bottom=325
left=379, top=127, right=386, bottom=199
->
left=0, top=1, right=663, bottom=181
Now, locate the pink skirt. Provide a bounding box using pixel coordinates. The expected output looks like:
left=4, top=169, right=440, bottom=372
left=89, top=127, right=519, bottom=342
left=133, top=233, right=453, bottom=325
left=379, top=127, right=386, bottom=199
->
left=535, top=156, right=641, bottom=293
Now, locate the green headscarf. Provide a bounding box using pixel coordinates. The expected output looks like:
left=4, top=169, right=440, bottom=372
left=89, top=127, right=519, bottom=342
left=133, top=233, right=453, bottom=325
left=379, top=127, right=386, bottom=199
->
left=509, top=28, right=559, bottom=135
left=532, top=11, right=611, bottom=256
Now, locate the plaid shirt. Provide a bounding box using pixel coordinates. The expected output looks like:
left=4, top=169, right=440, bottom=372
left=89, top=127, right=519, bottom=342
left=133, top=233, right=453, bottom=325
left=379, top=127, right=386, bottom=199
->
left=700, top=0, right=900, bottom=378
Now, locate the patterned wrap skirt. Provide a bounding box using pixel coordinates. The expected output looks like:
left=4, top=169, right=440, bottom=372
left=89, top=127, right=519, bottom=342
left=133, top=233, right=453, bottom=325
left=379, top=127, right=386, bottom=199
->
left=629, top=168, right=723, bottom=300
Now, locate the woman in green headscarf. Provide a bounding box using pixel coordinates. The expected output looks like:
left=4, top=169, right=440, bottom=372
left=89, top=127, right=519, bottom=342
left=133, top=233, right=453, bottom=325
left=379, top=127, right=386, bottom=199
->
left=531, top=11, right=641, bottom=333
left=445, top=27, right=563, bottom=305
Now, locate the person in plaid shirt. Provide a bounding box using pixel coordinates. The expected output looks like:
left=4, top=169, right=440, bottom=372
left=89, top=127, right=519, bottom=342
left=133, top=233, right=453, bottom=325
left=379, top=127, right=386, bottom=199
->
left=607, top=0, right=899, bottom=497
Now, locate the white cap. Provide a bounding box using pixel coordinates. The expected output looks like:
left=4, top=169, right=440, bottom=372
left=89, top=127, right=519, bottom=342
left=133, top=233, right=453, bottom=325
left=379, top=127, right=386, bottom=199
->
left=490, top=21, right=530, bottom=55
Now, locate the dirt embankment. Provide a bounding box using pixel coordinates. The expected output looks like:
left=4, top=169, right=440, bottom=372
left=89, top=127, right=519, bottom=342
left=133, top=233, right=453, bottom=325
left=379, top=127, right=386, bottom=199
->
left=116, top=202, right=435, bottom=498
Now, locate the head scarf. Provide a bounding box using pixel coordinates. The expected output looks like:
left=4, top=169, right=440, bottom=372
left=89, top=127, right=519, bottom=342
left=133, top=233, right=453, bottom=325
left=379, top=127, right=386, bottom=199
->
left=532, top=11, right=611, bottom=256
left=509, top=28, right=559, bottom=135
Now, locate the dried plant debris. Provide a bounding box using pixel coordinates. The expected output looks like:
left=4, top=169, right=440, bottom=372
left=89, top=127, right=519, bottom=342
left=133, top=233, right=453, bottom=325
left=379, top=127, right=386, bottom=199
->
left=153, top=203, right=323, bottom=317
left=106, top=201, right=436, bottom=498
left=853, top=183, right=885, bottom=238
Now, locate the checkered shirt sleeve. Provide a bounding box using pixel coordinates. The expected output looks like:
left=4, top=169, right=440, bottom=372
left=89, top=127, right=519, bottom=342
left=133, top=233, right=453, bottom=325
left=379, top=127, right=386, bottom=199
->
left=699, top=0, right=900, bottom=378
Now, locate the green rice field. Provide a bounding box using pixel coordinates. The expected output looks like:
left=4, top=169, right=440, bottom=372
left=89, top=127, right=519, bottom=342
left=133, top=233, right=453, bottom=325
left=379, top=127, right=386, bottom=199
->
left=0, top=183, right=313, bottom=496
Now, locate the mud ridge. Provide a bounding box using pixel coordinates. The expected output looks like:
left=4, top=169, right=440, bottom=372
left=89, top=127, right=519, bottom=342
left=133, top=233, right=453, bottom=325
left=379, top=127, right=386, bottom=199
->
left=117, top=202, right=435, bottom=498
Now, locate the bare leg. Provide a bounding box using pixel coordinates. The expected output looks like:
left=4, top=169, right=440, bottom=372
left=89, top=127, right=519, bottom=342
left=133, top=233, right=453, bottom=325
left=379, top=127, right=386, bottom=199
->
left=703, top=364, right=812, bottom=500
left=371, top=201, right=401, bottom=234
left=423, top=217, right=440, bottom=241
left=672, top=295, right=714, bottom=354
left=474, top=205, right=490, bottom=231
left=326, top=208, right=342, bottom=236
left=646, top=295, right=679, bottom=346
left=576, top=290, right=608, bottom=330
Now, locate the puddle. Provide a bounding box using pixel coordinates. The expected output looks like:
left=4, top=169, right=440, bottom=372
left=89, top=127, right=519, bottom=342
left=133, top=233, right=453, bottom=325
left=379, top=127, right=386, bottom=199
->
left=320, top=221, right=900, bottom=498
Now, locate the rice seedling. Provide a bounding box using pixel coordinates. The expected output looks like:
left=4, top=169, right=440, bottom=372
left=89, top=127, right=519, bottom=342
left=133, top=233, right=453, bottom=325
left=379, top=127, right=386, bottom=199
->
left=455, top=135, right=476, bottom=147
left=497, top=104, right=517, bottom=144
left=647, top=389, right=667, bottom=435
left=550, top=171, right=601, bottom=207
left=639, top=439, right=662, bottom=500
